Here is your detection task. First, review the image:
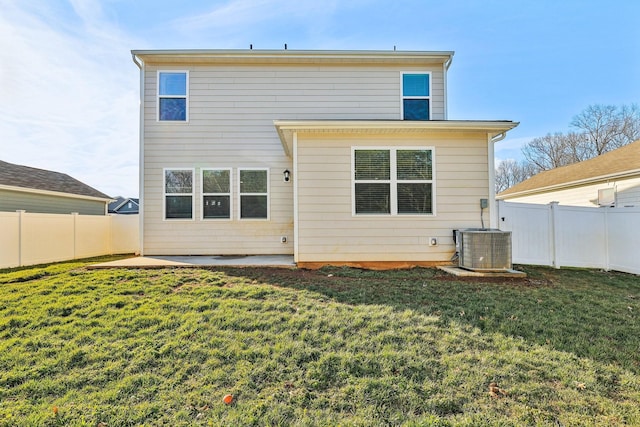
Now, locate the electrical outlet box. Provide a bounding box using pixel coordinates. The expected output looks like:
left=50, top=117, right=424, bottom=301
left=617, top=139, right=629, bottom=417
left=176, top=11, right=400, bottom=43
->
left=429, top=237, right=438, bottom=246
left=480, top=198, right=489, bottom=209
left=280, top=236, right=287, bottom=244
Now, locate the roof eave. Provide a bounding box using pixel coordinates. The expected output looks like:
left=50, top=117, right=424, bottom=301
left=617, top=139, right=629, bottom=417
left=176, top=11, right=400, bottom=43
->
left=274, top=120, right=519, bottom=157
left=497, top=168, right=640, bottom=199
left=131, top=49, right=455, bottom=65
left=0, top=184, right=113, bottom=203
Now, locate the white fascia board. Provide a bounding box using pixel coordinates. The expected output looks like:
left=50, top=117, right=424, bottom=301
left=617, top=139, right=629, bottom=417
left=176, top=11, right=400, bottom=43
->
left=131, top=49, right=454, bottom=66
left=497, top=169, right=640, bottom=200
left=274, top=120, right=519, bottom=155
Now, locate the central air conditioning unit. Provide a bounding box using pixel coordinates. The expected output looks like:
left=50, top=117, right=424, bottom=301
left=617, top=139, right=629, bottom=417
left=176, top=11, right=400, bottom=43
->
left=455, top=229, right=512, bottom=272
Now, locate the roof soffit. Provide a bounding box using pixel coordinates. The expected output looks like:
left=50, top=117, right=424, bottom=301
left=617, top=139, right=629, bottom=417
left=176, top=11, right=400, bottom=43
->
left=131, top=49, right=454, bottom=66
left=274, top=120, right=519, bottom=157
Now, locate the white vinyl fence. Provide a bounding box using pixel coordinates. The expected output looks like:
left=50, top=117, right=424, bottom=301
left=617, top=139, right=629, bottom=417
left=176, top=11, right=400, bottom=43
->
left=0, top=211, right=139, bottom=269
left=497, top=200, right=640, bottom=275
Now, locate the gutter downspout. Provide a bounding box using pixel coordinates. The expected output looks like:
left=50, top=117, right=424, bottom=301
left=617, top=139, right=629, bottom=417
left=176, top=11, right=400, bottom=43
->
left=491, top=131, right=507, bottom=144
left=132, top=53, right=145, bottom=256
left=443, top=56, right=453, bottom=120
left=488, top=132, right=507, bottom=229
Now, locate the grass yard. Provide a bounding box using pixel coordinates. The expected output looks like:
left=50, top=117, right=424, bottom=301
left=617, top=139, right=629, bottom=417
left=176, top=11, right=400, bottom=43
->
left=0, top=258, right=639, bottom=426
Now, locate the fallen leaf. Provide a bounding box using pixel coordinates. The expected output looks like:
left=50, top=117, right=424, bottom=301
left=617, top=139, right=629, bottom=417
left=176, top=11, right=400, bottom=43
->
left=489, top=382, right=507, bottom=398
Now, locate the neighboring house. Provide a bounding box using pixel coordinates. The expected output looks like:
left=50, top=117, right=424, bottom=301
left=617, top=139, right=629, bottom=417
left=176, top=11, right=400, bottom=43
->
left=108, top=197, right=140, bottom=214
left=497, top=139, right=640, bottom=208
left=131, top=49, right=518, bottom=267
left=0, top=160, right=112, bottom=215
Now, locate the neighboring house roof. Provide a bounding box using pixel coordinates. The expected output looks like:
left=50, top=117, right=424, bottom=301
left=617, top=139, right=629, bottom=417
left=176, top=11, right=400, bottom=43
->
left=498, top=139, right=640, bottom=199
left=0, top=160, right=111, bottom=200
left=108, top=197, right=140, bottom=214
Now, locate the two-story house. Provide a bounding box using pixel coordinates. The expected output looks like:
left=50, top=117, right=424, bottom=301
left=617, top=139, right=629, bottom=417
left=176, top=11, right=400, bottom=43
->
left=131, top=49, right=517, bottom=268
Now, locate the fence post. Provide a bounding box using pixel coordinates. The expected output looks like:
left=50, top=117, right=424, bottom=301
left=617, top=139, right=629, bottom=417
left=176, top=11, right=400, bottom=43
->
left=72, top=212, right=79, bottom=260
left=549, top=202, right=560, bottom=269
left=603, top=207, right=610, bottom=271
left=17, top=210, right=25, bottom=267
left=108, top=215, right=114, bottom=255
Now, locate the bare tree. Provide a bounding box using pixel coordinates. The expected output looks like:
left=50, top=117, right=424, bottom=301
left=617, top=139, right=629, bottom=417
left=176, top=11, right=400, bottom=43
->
left=522, top=132, right=573, bottom=171
left=570, top=104, right=640, bottom=156
left=618, top=104, right=640, bottom=146
left=495, top=159, right=535, bottom=193
left=499, top=104, right=640, bottom=192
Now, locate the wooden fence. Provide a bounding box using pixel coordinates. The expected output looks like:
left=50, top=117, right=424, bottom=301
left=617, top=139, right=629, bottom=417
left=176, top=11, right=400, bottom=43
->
left=497, top=201, right=640, bottom=275
left=0, top=211, right=139, bottom=269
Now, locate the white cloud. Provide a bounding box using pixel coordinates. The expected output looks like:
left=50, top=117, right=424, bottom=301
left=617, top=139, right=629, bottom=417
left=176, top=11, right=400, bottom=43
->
left=170, top=0, right=346, bottom=48
left=0, top=0, right=140, bottom=197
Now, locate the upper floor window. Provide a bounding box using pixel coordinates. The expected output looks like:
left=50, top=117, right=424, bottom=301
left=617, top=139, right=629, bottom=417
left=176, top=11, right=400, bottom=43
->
left=239, top=169, right=269, bottom=220
left=164, top=168, right=194, bottom=219
left=353, top=148, right=434, bottom=215
left=402, top=73, right=430, bottom=120
left=158, top=71, right=188, bottom=121
left=202, top=168, right=231, bottom=219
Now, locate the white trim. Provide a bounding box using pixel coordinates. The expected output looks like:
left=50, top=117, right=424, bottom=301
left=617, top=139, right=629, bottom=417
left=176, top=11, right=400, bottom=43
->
left=442, top=62, right=448, bottom=119
left=488, top=134, right=497, bottom=228
left=293, top=132, right=299, bottom=263
left=138, top=58, right=145, bottom=255
left=132, top=49, right=454, bottom=66
left=400, top=71, right=432, bottom=120
left=351, top=146, right=435, bottom=217
left=162, top=168, right=195, bottom=221
left=496, top=169, right=640, bottom=200
left=274, top=120, right=519, bottom=157
left=157, top=70, right=189, bottom=122
left=238, top=168, right=270, bottom=221
left=201, top=168, right=232, bottom=221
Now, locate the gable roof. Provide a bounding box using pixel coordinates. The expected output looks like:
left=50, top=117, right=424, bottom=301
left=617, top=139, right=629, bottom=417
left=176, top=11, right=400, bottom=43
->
left=0, top=160, right=111, bottom=200
left=498, top=139, right=640, bottom=198
left=108, top=197, right=139, bottom=212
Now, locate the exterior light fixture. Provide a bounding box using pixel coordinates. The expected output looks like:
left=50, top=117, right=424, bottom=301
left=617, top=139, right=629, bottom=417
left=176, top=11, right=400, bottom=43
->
left=283, top=169, right=291, bottom=182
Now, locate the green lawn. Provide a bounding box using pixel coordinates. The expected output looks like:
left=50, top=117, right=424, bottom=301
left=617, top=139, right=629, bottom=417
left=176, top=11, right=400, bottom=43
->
left=1, top=258, right=639, bottom=426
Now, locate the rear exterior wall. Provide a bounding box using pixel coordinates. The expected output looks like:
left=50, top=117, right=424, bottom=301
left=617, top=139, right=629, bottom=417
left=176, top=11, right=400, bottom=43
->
left=142, top=62, right=446, bottom=255
left=295, top=131, right=491, bottom=263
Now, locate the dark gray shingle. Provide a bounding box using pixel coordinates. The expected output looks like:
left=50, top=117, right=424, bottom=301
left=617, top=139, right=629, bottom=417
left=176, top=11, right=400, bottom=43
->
left=0, top=160, right=110, bottom=199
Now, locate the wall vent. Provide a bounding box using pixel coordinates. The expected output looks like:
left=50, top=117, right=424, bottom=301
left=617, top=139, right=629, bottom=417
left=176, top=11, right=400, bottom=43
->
left=457, top=229, right=512, bottom=272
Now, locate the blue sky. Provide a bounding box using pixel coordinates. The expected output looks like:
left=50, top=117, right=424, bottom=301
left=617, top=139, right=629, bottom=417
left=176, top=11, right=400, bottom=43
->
left=1, top=0, right=638, bottom=197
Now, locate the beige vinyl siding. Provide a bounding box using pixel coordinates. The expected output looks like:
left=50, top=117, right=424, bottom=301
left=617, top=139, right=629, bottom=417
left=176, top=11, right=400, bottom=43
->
left=295, top=132, right=490, bottom=262
left=142, top=62, right=445, bottom=255
left=0, top=189, right=106, bottom=216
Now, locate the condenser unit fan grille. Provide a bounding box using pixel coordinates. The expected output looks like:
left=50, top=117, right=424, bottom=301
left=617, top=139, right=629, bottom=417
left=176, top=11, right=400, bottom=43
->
left=458, top=229, right=512, bottom=272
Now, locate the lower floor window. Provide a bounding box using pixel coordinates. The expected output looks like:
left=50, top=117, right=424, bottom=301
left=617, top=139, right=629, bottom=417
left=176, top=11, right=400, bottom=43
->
left=353, top=148, right=434, bottom=215
left=239, top=169, right=269, bottom=219
left=202, top=169, right=231, bottom=219
left=164, top=169, right=194, bottom=219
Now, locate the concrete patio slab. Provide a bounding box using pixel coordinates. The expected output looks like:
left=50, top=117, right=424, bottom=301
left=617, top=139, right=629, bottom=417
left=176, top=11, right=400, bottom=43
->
left=438, top=265, right=527, bottom=278
left=89, top=255, right=296, bottom=269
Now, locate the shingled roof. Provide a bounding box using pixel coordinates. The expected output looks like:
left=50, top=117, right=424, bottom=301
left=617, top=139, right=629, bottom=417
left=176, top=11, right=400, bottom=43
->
left=498, top=139, right=640, bottom=198
left=0, top=160, right=111, bottom=200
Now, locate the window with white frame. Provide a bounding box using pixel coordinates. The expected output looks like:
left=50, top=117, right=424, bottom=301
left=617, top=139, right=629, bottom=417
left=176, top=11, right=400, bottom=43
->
left=158, top=71, right=188, bottom=121
left=239, top=169, right=269, bottom=219
left=202, top=169, right=231, bottom=219
left=401, top=73, right=430, bottom=120
left=353, top=148, right=433, bottom=215
left=164, top=169, right=194, bottom=219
